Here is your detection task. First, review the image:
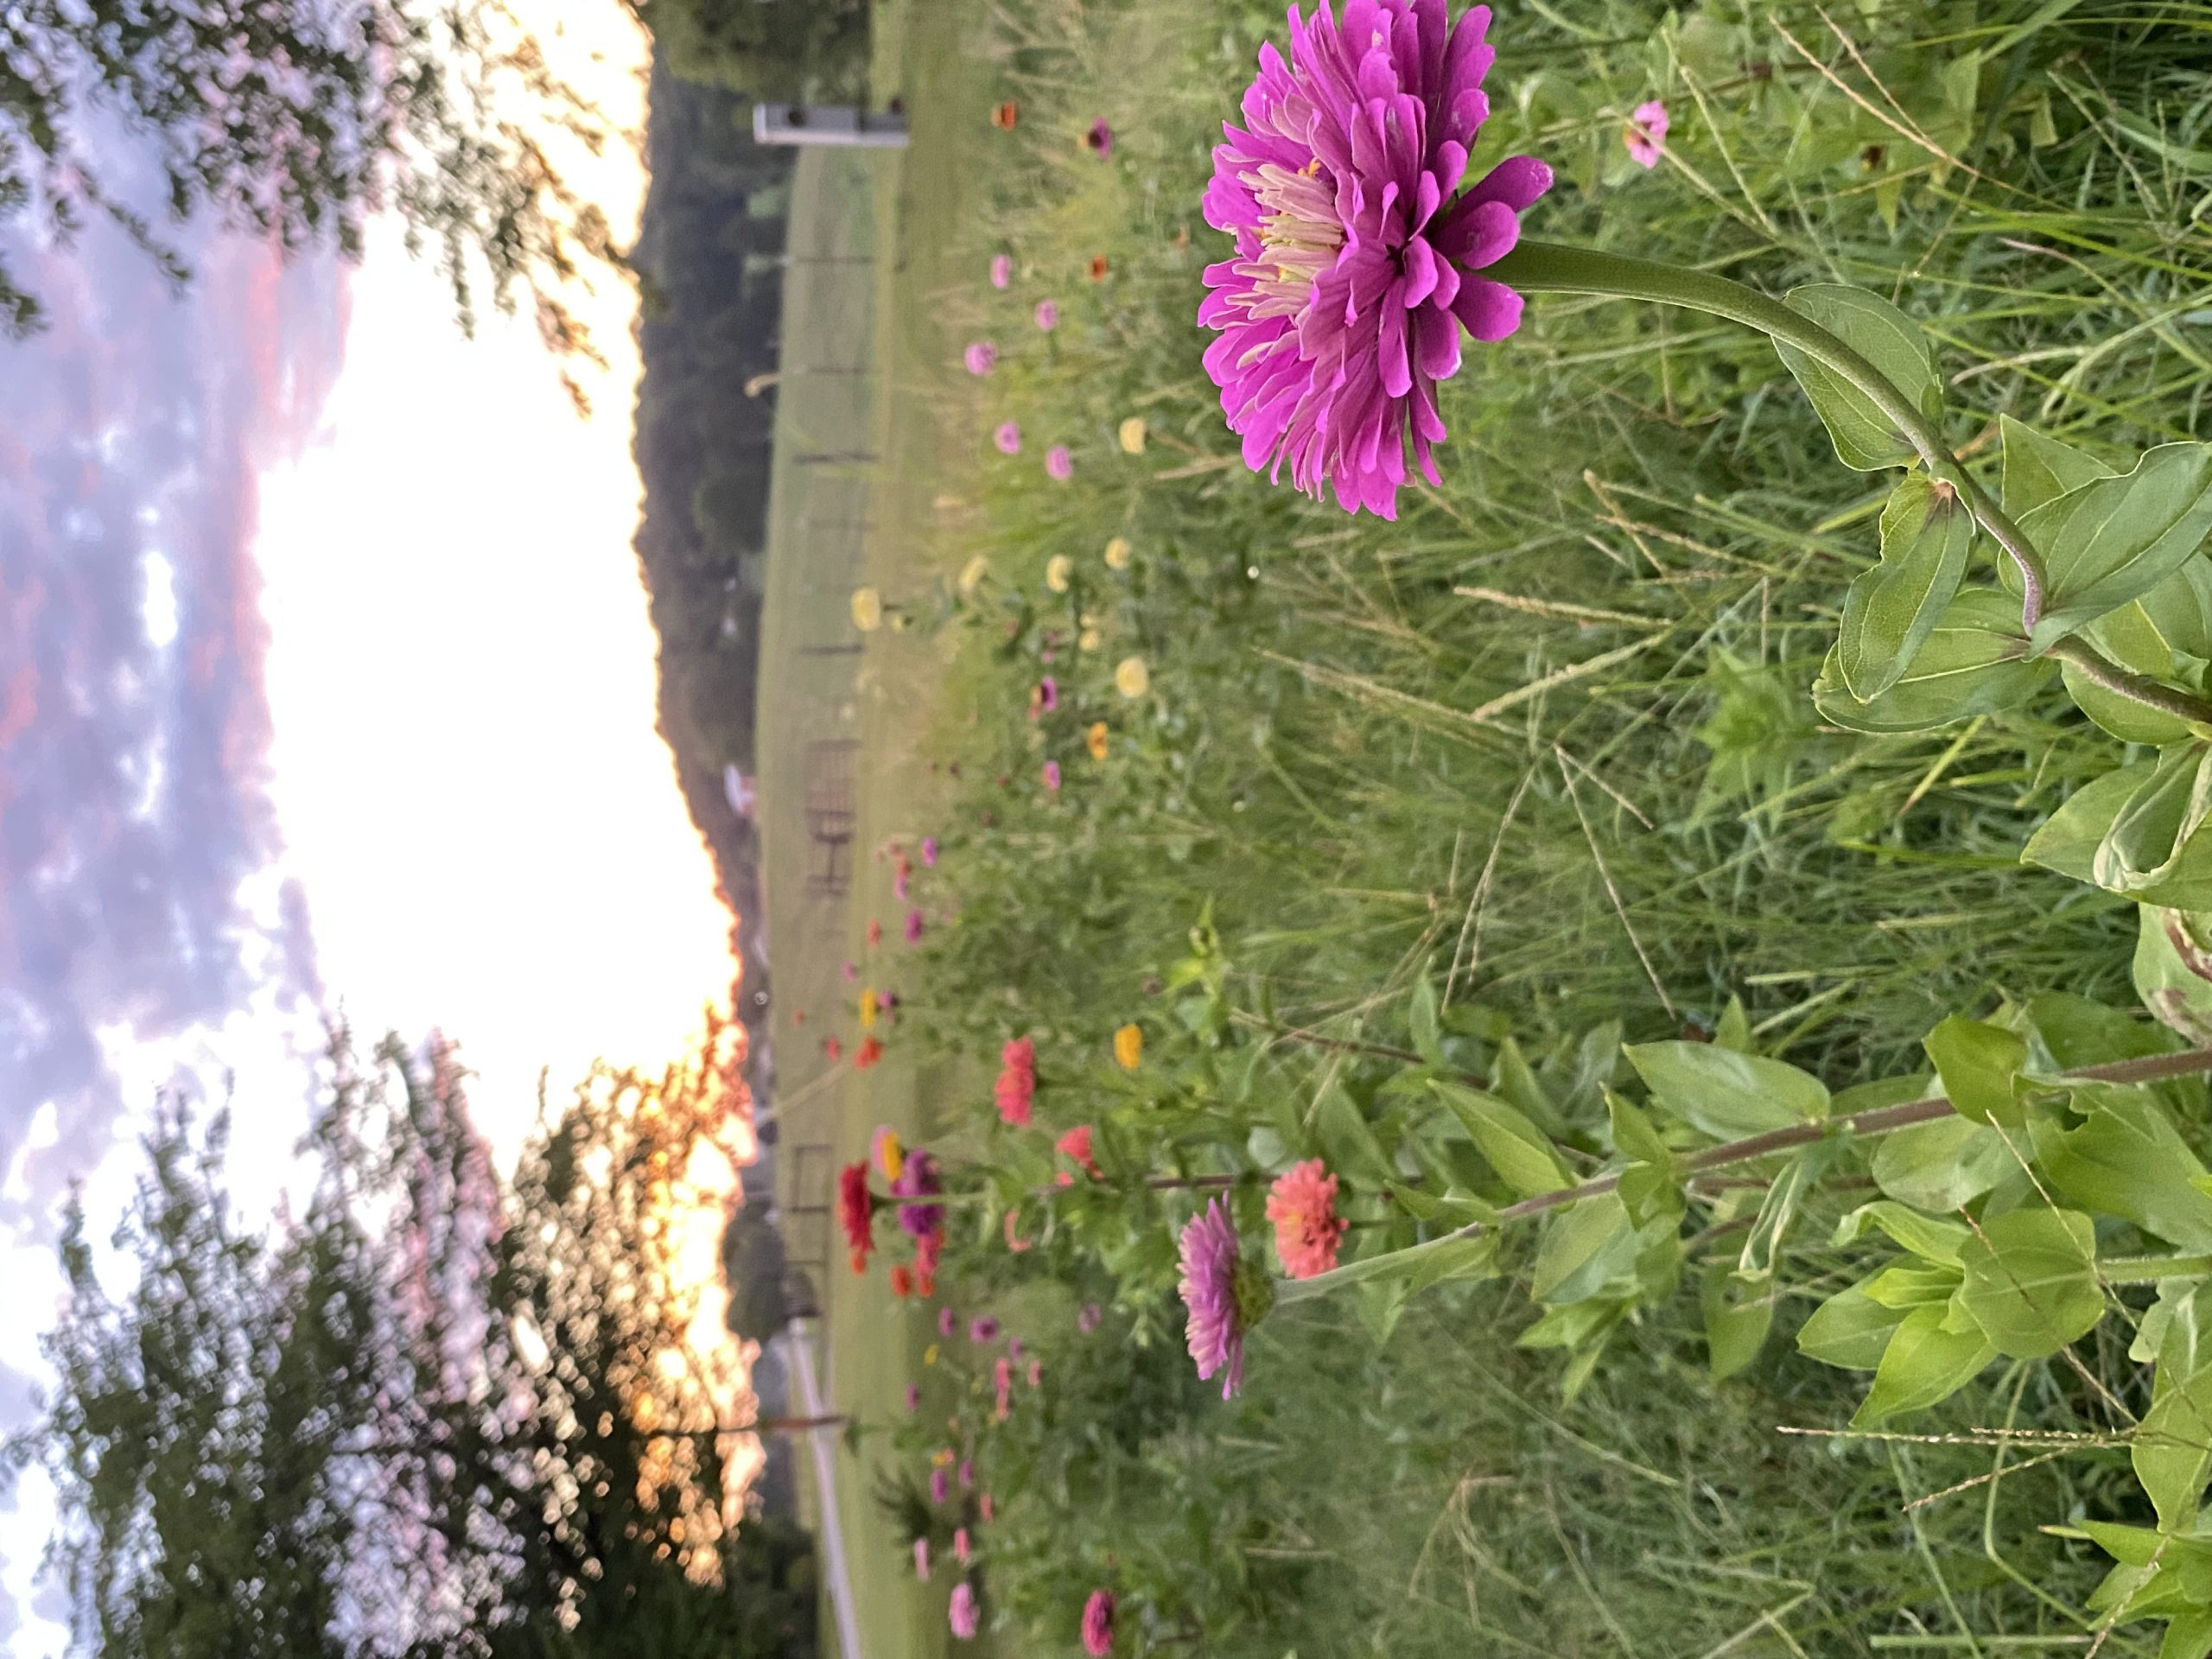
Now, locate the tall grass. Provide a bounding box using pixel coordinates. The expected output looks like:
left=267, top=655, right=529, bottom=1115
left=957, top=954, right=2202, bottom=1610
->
left=885, top=0, right=2212, bottom=1651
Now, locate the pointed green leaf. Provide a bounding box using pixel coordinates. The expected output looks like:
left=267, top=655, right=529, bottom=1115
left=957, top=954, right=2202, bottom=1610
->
left=2137, top=1364, right=2212, bottom=1533
left=2138, top=905, right=2212, bottom=1047
left=1701, top=1264, right=1775, bottom=1380
left=1530, top=1192, right=1637, bottom=1306
left=1923, top=1013, right=2029, bottom=1127
left=2026, top=443, right=2212, bottom=650
left=1872, top=1112, right=2012, bottom=1212
left=1834, top=1199, right=1973, bottom=1267
left=1408, top=975, right=1444, bottom=1066
left=1491, top=1034, right=1572, bottom=1138
left=2023, top=766, right=2212, bottom=910
left=2063, top=601, right=2196, bottom=746
left=1797, top=1275, right=1910, bottom=1370
left=1853, top=1301, right=1996, bottom=1423
left=1431, top=1083, right=1571, bottom=1200
left=1774, top=284, right=1943, bottom=472
left=1814, top=588, right=2052, bottom=734
left=1837, top=474, right=1975, bottom=700
left=2001, top=416, right=2115, bottom=518
left=1625, top=1041, right=1828, bottom=1140
left=1714, top=994, right=1752, bottom=1052
left=2038, top=1081, right=2212, bottom=1253
left=2140, top=556, right=2212, bottom=660
left=2095, top=746, right=2212, bottom=896
left=1955, top=1206, right=2105, bottom=1359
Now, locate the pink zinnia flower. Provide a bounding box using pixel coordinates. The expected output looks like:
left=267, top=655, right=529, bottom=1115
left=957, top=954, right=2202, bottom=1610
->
left=1084, top=118, right=1115, bottom=156
left=993, top=1356, right=1014, bottom=1420
left=1267, top=1157, right=1348, bottom=1280
left=1027, top=1357, right=1043, bottom=1389
left=950, top=1582, right=980, bottom=1639
left=990, top=253, right=1013, bottom=289
left=981, top=1492, right=995, bottom=1523
left=1178, top=1198, right=1263, bottom=1398
left=969, top=1315, right=1001, bottom=1344
left=955, top=1526, right=973, bottom=1564
left=914, top=1538, right=932, bottom=1580
left=1043, top=760, right=1063, bottom=791
left=922, top=836, right=939, bottom=866
left=1625, top=99, right=1668, bottom=168
left=1077, top=1301, right=1103, bottom=1333
left=996, top=1037, right=1037, bottom=1126
left=964, top=340, right=998, bottom=376
left=1004, top=1207, right=1033, bottom=1252
left=1034, top=298, right=1060, bottom=331
left=1057, top=1124, right=1103, bottom=1179
left=995, top=421, right=1023, bottom=455
left=1046, top=445, right=1073, bottom=480
left=931, top=1467, right=951, bottom=1504
left=1082, top=1590, right=1116, bottom=1656
left=958, top=1457, right=974, bottom=1490
left=905, top=1383, right=920, bottom=1411
left=1198, top=0, right=1552, bottom=518
left=906, top=907, right=926, bottom=944
left=1030, top=677, right=1058, bottom=718
left=895, top=867, right=911, bottom=899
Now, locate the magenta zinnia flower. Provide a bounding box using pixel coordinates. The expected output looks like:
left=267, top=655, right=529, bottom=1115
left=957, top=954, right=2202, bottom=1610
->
left=990, top=253, right=1013, bottom=289
left=905, top=906, right=926, bottom=943
left=1034, top=298, right=1060, bottom=331
left=963, top=340, right=998, bottom=376
left=1082, top=1590, right=1116, bottom=1656
left=995, top=421, right=1022, bottom=455
left=893, top=1151, right=944, bottom=1240
left=1178, top=1198, right=1268, bottom=1398
left=1198, top=0, right=1553, bottom=518
left=1046, top=445, right=1074, bottom=480
left=969, top=1314, right=1001, bottom=1344
left=931, top=1466, right=951, bottom=1504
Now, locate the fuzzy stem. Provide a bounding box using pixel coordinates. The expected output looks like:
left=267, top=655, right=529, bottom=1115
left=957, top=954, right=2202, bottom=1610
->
left=2044, top=637, right=2212, bottom=728
left=1275, top=1046, right=2212, bottom=1305
left=2101, top=1255, right=2212, bottom=1285
left=1487, top=241, right=2047, bottom=627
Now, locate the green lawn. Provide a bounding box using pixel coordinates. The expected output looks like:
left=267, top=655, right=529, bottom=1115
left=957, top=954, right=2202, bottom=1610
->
left=756, top=3, right=993, bottom=1654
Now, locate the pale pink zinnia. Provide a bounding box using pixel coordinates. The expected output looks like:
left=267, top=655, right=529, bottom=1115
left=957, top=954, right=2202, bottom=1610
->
left=995, top=421, right=1023, bottom=454
left=1266, top=1158, right=1347, bottom=1279
left=1043, top=760, right=1063, bottom=791
left=990, top=253, right=1013, bottom=289
left=1034, top=298, right=1060, bottom=331
left=1198, top=0, right=1553, bottom=518
left=954, top=1526, right=973, bottom=1564
left=993, top=1356, right=1014, bottom=1420
left=914, top=1537, right=932, bottom=1580
left=1082, top=1589, right=1116, bottom=1656
left=964, top=340, right=998, bottom=376
left=1178, top=1198, right=1262, bottom=1398
left=1624, top=99, right=1668, bottom=168
left=950, top=1581, right=980, bottom=1639
left=1046, top=445, right=1074, bottom=480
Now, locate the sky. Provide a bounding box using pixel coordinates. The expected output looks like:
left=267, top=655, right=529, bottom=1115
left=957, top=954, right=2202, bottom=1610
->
left=0, top=6, right=742, bottom=1649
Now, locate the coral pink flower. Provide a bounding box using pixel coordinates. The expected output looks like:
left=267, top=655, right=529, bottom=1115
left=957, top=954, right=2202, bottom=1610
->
left=1082, top=1589, right=1116, bottom=1656
left=950, top=1582, right=979, bottom=1639
left=954, top=1527, right=972, bottom=1564
left=1057, top=1124, right=1103, bottom=1179
left=1198, top=0, right=1552, bottom=518
left=1027, top=1357, right=1042, bottom=1389
left=964, top=340, right=998, bottom=376
left=1046, top=445, right=1074, bottom=480
left=1268, top=1158, right=1348, bottom=1279
left=1003, top=1207, right=1033, bottom=1253
left=995, top=1037, right=1037, bottom=1126
left=1034, top=298, right=1059, bottom=331
left=1625, top=99, right=1668, bottom=168
left=995, top=421, right=1022, bottom=455
left=981, top=1492, right=995, bottom=1523
left=824, top=1036, right=843, bottom=1062
left=993, top=1356, right=1014, bottom=1420
left=914, top=1537, right=931, bottom=1580
left=1178, top=1198, right=1261, bottom=1397
left=990, top=253, right=1013, bottom=289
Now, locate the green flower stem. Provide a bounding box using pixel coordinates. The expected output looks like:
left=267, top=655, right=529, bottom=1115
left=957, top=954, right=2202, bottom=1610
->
left=2044, top=636, right=2212, bottom=729
left=1276, top=1045, right=2212, bottom=1306
left=2102, top=1255, right=2212, bottom=1284
left=1487, top=240, right=2048, bottom=628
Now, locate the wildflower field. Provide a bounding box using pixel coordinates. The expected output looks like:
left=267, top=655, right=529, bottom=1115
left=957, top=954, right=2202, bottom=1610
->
left=791, top=0, right=2212, bottom=1654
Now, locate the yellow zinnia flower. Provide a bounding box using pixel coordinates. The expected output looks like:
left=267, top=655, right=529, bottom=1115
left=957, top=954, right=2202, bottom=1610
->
left=1117, top=416, right=1148, bottom=454
left=860, top=988, right=880, bottom=1030
left=1080, top=626, right=1103, bottom=652
left=925, top=1344, right=939, bottom=1366
left=877, top=1127, right=903, bottom=1182
left=1046, top=554, right=1073, bottom=593
left=957, top=554, right=989, bottom=597
left=1087, top=721, right=1109, bottom=761
left=850, top=587, right=885, bottom=632
left=1114, top=656, right=1150, bottom=699
left=1103, top=537, right=1132, bottom=570
left=1114, top=1023, right=1142, bottom=1070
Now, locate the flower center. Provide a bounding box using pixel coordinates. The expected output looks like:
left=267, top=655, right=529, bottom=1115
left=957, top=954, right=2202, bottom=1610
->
left=1239, top=159, right=1342, bottom=321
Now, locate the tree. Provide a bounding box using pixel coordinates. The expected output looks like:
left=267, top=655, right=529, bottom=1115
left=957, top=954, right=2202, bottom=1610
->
left=15, top=1017, right=816, bottom=1658
left=629, top=0, right=871, bottom=101
left=0, top=1, right=613, bottom=366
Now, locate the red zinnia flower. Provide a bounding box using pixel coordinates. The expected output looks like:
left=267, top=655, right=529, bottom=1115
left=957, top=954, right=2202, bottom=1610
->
left=995, top=1036, right=1037, bottom=1126
left=1056, top=1124, right=1103, bottom=1179
left=855, top=1036, right=886, bottom=1071
left=838, top=1162, right=876, bottom=1274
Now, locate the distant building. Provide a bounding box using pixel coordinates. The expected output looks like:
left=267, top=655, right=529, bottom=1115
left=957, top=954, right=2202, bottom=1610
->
left=752, top=104, right=910, bottom=149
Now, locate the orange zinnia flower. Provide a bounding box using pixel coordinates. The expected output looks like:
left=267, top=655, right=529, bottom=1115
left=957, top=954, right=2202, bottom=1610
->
left=991, top=100, right=1019, bottom=129
left=1088, top=254, right=1109, bottom=282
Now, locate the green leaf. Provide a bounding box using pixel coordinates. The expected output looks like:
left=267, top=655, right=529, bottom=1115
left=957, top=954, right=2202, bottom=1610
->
left=1313, top=1084, right=1396, bottom=1185
left=2000, top=415, right=2113, bottom=518
left=1866, top=1263, right=1967, bottom=1309
left=2139, top=906, right=2212, bottom=1046
left=1872, top=1113, right=2012, bottom=1212
left=2027, top=990, right=2175, bottom=1071
left=1837, top=473, right=1975, bottom=700
left=1774, top=284, right=1943, bottom=472
left=1833, top=1199, right=1973, bottom=1268
left=1432, top=1083, right=1571, bottom=1200
left=2030, top=767, right=2212, bottom=908
left=1357, top=1275, right=1409, bottom=1344
left=1491, top=1034, right=1572, bottom=1139
left=1923, top=1013, right=2029, bottom=1127
left=2161, top=1606, right=2212, bottom=1659
left=1517, top=1296, right=1623, bottom=1351
left=1814, top=588, right=2052, bottom=734
left=1625, top=1041, right=1829, bottom=1140
left=2140, top=556, right=2212, bottom=661
left=2137, top=1364, right=2212, bottom=1532
left=2064, top=601, right=2196, bottom=746
left=2025, top=442, right=2212, bottom=650
left=1797, top=1275, right=1910, bottom=1370
left=1607, top=1090, right=1682, bottom=1229
left=1736, top=1147, right=1824, bottom=1283
left=1853, top=1301, right=1996, bottom=1423
left=1384, top=1180, right=1492, bottom=1230
left=1530, top=1192, right=1638, bottom=1306
left=1714, top=994, right=1752, bottom=1052
left=2037, top=1081, right=2212, bottom=1253
left=1408, top=975, right=1444, bottom=1066
left=1955, top=1206, right=2105, bottom=1359
left=2098, top=746, right=2212, bottom=897
left=2133, top=1279, right=2212, bottom=1378
left=1701, top=1264, right=1775, bottom=1380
